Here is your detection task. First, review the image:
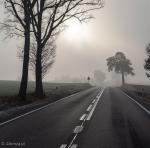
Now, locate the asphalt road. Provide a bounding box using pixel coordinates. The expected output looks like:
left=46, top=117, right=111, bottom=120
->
left=0, top=87, right=150, bottom=148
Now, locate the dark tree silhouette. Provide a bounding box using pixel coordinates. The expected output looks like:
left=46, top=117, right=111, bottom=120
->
left=144, top=43, right=150, bottom=78
left=106, top=52, right=134, bottom=85
left=2, top=0, right=104, bottom=98
left=29, top=0, right=104, bottom=97
left=2, top=0, right=36, bottom=100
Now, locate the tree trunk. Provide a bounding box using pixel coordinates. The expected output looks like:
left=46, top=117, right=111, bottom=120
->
left=18, top=27, right=30, bottom=100
left=35, top=43, right=44, bottom=97
left=18, top=2, right=30, bottom=100
left=121, top=70, right=125, bottom=85
left=34, top=1, right=45, bottom=98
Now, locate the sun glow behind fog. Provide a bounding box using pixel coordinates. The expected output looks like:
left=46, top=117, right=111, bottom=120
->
left=64, top=20, right=90, bottom=42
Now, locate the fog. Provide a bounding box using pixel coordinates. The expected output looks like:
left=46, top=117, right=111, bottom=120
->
left=0, top=0, right=150, bottom=85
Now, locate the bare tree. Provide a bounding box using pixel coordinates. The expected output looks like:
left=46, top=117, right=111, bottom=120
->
left=2, top=0, right=36, bottom=100
left=2, top=0, right=104, bottom=98
left=18, top=37, right=56, bottom=79
left=32, top=39, right=56, bottom=79
left=29, top=0, right=104, bottom=97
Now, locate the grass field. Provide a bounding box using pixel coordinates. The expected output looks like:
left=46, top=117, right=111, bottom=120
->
left=123, top=84, right=150, bottom=96
left=122, top=84, right=150, bottom=110
left=0, top=80, right=91, bottom=96
left=0, top=80, right=92, bottom=119
left=0, top=80, right=33, bottom=96
left=0, top=80, right=92, bottom=110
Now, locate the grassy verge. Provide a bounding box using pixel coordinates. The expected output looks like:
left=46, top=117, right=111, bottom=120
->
left=0, top=81, right=92, bottom=111
left=121, top=84, right=150, bottom=110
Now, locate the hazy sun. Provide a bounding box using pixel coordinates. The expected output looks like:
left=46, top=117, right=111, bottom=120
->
left=64, top=20, right=90, bottom=42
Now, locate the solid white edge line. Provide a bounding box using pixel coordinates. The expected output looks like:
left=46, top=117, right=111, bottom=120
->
left=0, top=89, right=91, bottom=127
left=68, top=134, right=78, bottom=148
left=121, top=90, right=150, bottom=115
left=86, top=89, right=104, bottom=120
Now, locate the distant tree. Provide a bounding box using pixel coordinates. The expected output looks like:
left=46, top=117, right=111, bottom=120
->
left=94, top=70, right=106, bottom=85
left=106, top=52, right=135, bottom=85
left=144, top=44, right=150, bottom=78
left=87, top=76, right=90, bottom=83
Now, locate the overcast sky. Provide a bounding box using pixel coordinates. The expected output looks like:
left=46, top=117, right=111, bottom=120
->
left=0, top=0, right=150, bottom=85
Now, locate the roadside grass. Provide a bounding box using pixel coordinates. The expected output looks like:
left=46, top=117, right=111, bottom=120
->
left=0, top=80, right=92, bottom=111
left=121, top=84, right=150, bottom=110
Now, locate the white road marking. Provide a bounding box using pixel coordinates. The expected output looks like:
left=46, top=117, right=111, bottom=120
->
left=61, top=89, right=103, bottom=148
left=68, top=134, right=78, bottom=148
left=80, top=114, right=87, bottom=121
left=92, top=99, right=96, bottom=103
left=60, top=144, right=67, bottom=148
left=71, top=144, right=78, bottom=148
left=96, top=96, right=99, bottom=99
left=87, top=89, right=104, bottom=120
left=86, top=100, right=98, bottom=121
left=73, top=126, right=83, bottom=134
left=86, top=104, right=93, bottom=111
left=0, top=89, right=90, bottom=127
left=121, top=91, right=150, bottom=115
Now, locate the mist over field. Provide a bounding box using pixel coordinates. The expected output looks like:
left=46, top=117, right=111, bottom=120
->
left=0, top=1, right=150, bottom=148
left=0, top=0, right=150, bottom=86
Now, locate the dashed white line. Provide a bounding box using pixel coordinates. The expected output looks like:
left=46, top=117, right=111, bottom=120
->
left=87, top=89, right=105, bottom=120
left=86, top=100, right=98, bottom=120
left=60, top=144, right=67, bottom=148
left=121, top=91, right=150, bottom=115
left=92, top=99, right=96, bottom=103
left=60, top=88, right=104, bottom=148
left=70, top=144, right=78, bottom=148
left=73, top=125, right=83, bottom=134
left=86, top=104, right=93, bottom=111
left=96, top=96, right=99, bottom=99
left=80, top=114, right=87, bottom=121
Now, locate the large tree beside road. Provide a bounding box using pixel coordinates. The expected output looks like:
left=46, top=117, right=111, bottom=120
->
left=2, top=0, right=36, bottom=100
left=29, top=0, right=104, bottom=97
left=18, top=38, right=56, bottom=79
left=2, top=0, right=104, bottom=99
left=106, top=52, right=135, bottom=85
